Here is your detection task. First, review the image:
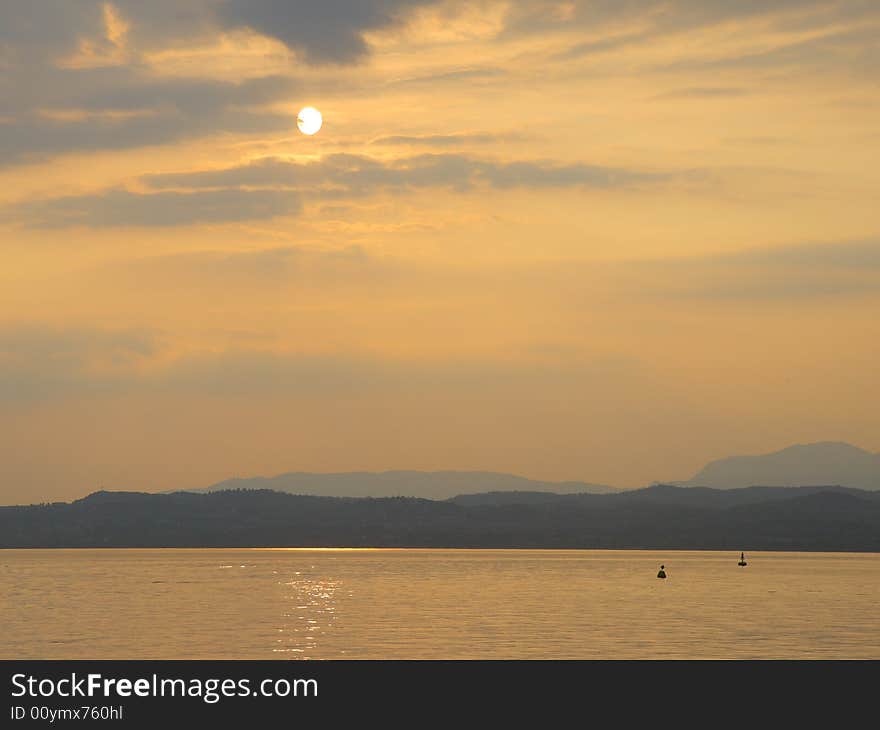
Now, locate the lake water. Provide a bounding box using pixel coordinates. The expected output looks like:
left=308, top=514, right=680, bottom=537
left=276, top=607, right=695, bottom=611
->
left=2, top=549, right=878, bottom=659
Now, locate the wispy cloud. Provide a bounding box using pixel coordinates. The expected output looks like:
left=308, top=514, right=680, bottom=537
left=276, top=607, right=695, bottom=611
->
left=653, top=87, right=751, bottom=99
left=385, top=67, right=506, bottom=87
left=16, top=188, right=303, bottom=228
left=9, top=152, right=675, bottom=227
left=369, top=132, right=520, bottom=147
left=554, top=30, right=653, bottom=61
left=0, top=321, right=645, bottom=405
left=143, top=153, right=669, bottom=192
left=630, top=238, right=880, bottom=302
left=0, top=325, right=158, bottom=403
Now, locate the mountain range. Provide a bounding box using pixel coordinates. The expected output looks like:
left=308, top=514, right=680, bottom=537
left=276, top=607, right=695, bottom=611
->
left=3, top=484, right=879, bottom=550
left=199, top=471, right=617, bottom=499
left=188, top=442, right=880, bottom=500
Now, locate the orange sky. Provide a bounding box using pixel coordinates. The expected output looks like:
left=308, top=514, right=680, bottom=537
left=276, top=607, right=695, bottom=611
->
left=1, top=1, right=879, bottom=503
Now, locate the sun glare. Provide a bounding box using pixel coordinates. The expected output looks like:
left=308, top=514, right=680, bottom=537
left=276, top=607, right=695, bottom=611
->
left=296, top=106, right=323, bottom=135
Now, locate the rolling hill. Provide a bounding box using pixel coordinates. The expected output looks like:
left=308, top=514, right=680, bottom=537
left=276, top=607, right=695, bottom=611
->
left=4, top=484, right=880, bottom=551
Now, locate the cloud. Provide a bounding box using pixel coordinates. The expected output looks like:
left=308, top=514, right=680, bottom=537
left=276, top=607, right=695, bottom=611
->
left=553, top=30, right=653, bottom=61
left=386, top=67, right=506, bottom=86
left=369, top=133, right=515, bottom=147
left=0, top=2, right=105, bottom=58
left=0, top=71, right=298, bottom=166
left=72, top=73, right=296, bottom=114
left=144, top=152, right=667, bottom=192
left=4, top=1, right=877, bottom=166
left=106, top=245, right=375, bottom=288
left=516, top=1, right=876, bottom=36
left=542, top=1, right=880, bottom=75
left=0, top=2, right=300, bottom=166
left=0, top=325, right=157, bottom=403
left=653, top=87, right=751, bottom=99
left=630, top=238, right=880, bottom=302
left=159, top=348, right=645, bottom=398
left=479, top=160, right=653, bottom=189
left=0, top=2, right=221, bottom=60
left=16, top=188, right=303, bottom=228
left=0, top=321, right=644, bottom=406
left=715, top=238, right=880, bottom=269
left=216, top=0, right=441, bottom=64
left=721, top=136, right=788, bottom=147
left=0, top=1, right=449, bottom=69
left=9, top=152, right=672, bottom=227
left=8, top=150, right=678, bottom=226
left=656, top=24, right=880, bottom=76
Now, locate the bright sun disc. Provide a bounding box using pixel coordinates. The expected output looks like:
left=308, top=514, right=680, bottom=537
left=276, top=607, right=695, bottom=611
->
left=297, top=106, right=323, bottom=135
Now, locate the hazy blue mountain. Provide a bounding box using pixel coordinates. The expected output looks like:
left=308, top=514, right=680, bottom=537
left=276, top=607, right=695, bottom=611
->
left=198, top=470, right=618, bottom=499
left=680, top=442, right=880, bottom=490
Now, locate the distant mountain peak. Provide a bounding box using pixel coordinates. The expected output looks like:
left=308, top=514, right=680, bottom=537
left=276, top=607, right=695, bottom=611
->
left=682, top=441, right=880, bottom=490
left=774, top=441, right=872, bottom=455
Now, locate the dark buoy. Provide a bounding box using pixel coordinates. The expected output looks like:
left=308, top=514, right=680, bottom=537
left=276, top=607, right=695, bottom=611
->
left=738, top=552, right=747, bottom=567
left=657, top=564, right=666, bottom=579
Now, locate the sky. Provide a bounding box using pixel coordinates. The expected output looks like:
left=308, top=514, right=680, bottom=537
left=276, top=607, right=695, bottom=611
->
left=1, top=0, right=879, bottom=504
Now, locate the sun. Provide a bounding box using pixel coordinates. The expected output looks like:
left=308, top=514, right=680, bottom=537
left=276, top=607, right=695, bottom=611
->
left=296, top=106, right=323, bottom=136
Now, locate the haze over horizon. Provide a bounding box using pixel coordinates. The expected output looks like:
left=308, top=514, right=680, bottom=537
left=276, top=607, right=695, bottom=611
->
left=2, top=1, right=879, bottom=505
left=4, top=440, right=879, bottom=506
left=186, top=440, right=880, bottom=496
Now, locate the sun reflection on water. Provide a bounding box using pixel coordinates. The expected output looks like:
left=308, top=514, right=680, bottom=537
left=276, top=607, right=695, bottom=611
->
left=273, top=576, right=343, bottom=658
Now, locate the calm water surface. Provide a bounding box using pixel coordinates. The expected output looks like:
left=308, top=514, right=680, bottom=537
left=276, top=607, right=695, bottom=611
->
left=2, top=549, right=878, bottom=659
